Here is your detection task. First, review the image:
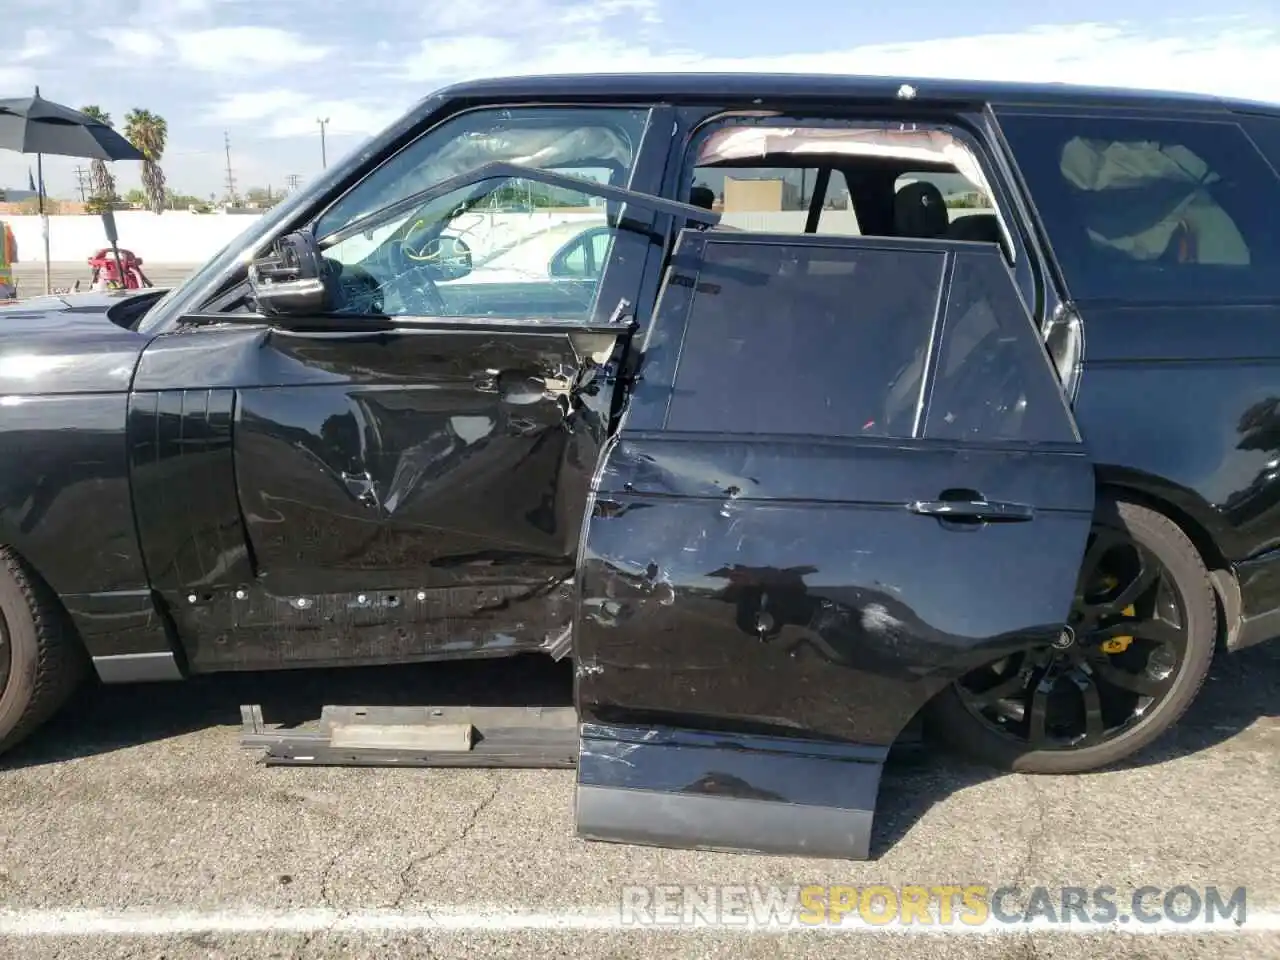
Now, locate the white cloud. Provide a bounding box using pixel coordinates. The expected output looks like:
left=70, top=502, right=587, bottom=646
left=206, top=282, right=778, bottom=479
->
left=268, top=99, right=405, bottom=139
left=397, top=18, right=1280, bottom=106
left=424, top=0, right=560, bottom=34
left=209, top=90, right=310, bottom=123
left=14, top=27, right=62, bottom=61
left=559, top=0, right=660, bottom=25
left=0, top=65, right=35, bottom=92
left=4, top=12, right=1280, bottom=198
left=707, top=23, right=1280, bottom=104
left=96, top=29, right=167, bottom=60
left=173, top=27, right=330, bottom=73
left=205, top=89, right=405, bottom=139
left=401, top=37, right=516, bottom=82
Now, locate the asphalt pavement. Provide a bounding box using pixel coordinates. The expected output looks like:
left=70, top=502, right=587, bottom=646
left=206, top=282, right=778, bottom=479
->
left=0, top=642, right=1275, bottom=959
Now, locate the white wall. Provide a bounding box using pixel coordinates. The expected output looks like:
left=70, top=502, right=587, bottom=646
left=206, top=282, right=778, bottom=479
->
left=1, top=207, right=997, bottom=264
left=2, top=211, right=264, bottom=263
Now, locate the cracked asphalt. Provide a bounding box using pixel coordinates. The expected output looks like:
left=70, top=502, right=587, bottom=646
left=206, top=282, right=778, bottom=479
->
left=0, top=643, right=1275, bottom=960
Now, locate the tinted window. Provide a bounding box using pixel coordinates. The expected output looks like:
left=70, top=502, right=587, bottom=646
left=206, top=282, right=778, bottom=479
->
left=925, top=251, right=1077, bottom=443
left=1240, top=115, right=1280, bottom=179
left=999, top=113, right=1280, bottom=302
left=665, top=240, right=944, bottom=437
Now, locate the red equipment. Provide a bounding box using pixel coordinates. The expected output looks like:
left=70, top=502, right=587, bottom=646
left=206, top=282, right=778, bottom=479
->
left=88, top=248, right=152, bottom=290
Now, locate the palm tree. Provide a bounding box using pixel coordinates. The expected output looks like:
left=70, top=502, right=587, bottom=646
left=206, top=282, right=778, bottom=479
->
left=79, top=105, right=119, bottom=211
left=124, top=109, right=168, bottom=214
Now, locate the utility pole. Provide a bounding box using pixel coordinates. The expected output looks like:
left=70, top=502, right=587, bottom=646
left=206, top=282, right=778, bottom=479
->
left=73, top=165, right=88, bottom=202
left=317, top=117, right=329, bottom=170
left=223, top=131, right=238, bottom=205
left=285, top=173, right=301, bottom=191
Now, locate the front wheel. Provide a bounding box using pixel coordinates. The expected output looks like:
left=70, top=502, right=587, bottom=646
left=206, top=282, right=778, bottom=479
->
left=925, top=498, right=1217, bottom=774
left=0, top=548, right=86, bottom=756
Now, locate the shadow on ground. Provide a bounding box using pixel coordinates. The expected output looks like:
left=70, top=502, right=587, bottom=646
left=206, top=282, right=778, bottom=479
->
left=3, top=643, right=1277, bottom=859
left=7, top=653, right=575, bottom=767
left=872, top=641, right=1279, bottom=855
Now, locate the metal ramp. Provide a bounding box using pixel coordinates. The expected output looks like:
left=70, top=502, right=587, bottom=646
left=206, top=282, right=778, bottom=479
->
left=240, top=704, right=579, bottom=768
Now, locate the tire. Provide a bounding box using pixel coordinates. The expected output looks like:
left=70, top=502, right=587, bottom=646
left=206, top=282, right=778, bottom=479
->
left=924, top=497, right=1217, bottom=774
left=0, top=547, right=86, bottom=756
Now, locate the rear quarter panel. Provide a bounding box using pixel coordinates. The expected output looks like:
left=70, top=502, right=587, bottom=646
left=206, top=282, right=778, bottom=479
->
left=1073, top=303, right=1280, bottom=566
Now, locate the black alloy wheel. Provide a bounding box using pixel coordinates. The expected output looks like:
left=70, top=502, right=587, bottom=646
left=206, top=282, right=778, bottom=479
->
left=925, top=498, right=1217, bottom=774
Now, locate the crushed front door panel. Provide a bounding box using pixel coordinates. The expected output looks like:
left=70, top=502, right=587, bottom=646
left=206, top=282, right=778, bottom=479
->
left=224, top=324, right=620, bottom=670
left=574, top=232, right=1096, bottom=859
left=136, top=156, right=716, bottom=673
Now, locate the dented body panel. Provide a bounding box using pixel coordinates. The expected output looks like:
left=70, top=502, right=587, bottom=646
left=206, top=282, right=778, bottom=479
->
left=130, top=320, right=622, bottom=671
left=575, top=435, right=1094, bottom=744
left=572, top=434, right=1094, bottom=858
left=571, top=231, right=1096, bottom=858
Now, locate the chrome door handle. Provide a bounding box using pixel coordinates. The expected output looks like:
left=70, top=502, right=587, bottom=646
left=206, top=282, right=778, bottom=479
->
left=908, top=498, right=1034, bottom=523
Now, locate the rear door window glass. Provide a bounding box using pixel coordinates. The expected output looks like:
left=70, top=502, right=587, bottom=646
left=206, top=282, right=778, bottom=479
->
left=664, top=239, right=944, bottom=438
left=1239, top=114, right=1280, bottom=180
left=925, top=249, right=1079, bottom=443
left=997, top=112, right=1280, bottom=302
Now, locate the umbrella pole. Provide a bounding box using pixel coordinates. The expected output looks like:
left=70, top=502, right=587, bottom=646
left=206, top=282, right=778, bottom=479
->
left=37, top=153, right=50, bottom=295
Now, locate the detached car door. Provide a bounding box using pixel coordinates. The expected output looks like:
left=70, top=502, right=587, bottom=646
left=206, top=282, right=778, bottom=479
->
left=574, top=231, right=1096, bottom=859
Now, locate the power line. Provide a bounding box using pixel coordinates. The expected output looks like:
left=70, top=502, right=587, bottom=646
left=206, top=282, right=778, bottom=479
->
left=223, top=131, right=238, bottom=205
left=317, top=117, right=329, bottom=170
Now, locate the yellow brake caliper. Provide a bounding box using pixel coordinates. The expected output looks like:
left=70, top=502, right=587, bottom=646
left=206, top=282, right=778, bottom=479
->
left=1098, top=575, right=1135, bottom=654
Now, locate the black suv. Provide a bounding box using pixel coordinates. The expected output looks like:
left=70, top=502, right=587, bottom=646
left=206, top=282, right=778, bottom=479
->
left=1, top=74, right=1278, bottom=853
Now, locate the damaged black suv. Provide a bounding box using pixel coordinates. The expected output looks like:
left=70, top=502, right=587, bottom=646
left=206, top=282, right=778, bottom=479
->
left=2, top=73, right=1279, bottom=803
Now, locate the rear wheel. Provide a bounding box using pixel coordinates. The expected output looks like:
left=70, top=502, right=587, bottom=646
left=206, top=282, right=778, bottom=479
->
left=0, top=547, right=85, bottom=756
left=925, top=498, right=1216, bottom=774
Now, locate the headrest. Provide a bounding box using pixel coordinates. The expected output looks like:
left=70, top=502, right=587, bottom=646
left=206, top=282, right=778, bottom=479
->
left=894, top=180, right=950, bottom=239
left=947, top=213, right=1002, bottom=244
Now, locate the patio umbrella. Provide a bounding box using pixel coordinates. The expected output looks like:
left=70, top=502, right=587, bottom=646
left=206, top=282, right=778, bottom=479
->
left=0, top=87, right=144, bottom=293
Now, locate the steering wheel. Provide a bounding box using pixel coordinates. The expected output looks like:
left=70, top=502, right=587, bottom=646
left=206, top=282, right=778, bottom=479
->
left=381, top=257, right=448, bottom=315
left=328, top=260, right=385, bottom=314
left=381, top=218, right=453, bottom=315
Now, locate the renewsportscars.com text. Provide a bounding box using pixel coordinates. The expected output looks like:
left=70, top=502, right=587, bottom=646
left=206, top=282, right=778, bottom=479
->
left=619, top=884, right=1248, bottom=929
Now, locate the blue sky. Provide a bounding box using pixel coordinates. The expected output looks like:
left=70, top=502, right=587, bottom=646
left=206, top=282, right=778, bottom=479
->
left=3, top=0, right=1280, bottom=199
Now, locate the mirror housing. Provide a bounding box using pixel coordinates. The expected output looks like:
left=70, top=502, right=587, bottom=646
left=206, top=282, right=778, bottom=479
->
left=248, top=229, right=336, bottom=317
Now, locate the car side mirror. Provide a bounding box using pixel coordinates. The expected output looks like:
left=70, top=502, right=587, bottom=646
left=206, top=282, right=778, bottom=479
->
left=247, top=229, right=337, bottom=317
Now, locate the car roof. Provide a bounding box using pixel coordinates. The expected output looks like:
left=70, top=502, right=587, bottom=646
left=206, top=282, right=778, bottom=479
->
left=434, top=72, right=1279, bottom=117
